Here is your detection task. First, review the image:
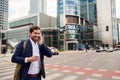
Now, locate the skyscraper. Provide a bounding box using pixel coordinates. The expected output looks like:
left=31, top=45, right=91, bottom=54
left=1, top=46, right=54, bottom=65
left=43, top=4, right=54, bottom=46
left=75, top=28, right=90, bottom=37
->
left=30, top=0, right=46, bottom=14
left=57, top=0, right=80, bottom=50
left=0, top=0, right=8, bottom=30
left=96, top=0, right=117, bottom=47
left=57, top=0, right=117, bottom=50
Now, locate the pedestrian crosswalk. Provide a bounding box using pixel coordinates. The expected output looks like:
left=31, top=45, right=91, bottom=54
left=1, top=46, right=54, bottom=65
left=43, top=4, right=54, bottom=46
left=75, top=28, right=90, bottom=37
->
left=0, top=63, right=120, bottom=80
left=0, top=63, right=15, bottom=80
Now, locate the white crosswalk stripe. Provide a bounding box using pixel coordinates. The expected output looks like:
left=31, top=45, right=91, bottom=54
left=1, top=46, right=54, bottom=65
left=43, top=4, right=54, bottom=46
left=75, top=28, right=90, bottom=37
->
left=86, top=78, right=97, bottom=80
left=0, top=63, right=15, bottom=80
left=0, top=71, right=13, bottom=76
left=0, top=75, right=13, bottom=80
left=0, top=63, right=97, bottom=80
left=43, top=73, right=63, bottom=80
left=112, top=76, right=120, bottom=80
left=62, top=75, right=78, bottom=80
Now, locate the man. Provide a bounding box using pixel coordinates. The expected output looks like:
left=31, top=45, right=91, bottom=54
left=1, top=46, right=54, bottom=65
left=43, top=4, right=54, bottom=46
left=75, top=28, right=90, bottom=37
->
left=11, top=26, right=52, bottom=80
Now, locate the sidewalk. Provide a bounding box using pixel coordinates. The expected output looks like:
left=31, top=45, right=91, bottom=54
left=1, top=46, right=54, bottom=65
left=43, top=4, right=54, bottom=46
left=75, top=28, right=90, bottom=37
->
left=60, top=49, right=96, bottom=54
left=0, top=49, right=96, bottom=64
left=0, top=52, right=13, bottom=64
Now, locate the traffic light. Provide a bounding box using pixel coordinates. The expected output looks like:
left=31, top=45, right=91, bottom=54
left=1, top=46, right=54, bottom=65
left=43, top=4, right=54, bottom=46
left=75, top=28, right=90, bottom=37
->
left=2, top=33, right=5, bottom=39
left=106, top=26, right=109, bottom=31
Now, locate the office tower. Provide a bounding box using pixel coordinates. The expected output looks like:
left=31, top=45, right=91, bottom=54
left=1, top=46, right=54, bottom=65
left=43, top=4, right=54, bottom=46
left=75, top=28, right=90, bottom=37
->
left=57, top=0, right=117, bottom=50
left=0, top=0, right=8, bottom=30
left=30, top=0, right=46, bottom=14
left=57, top=0, right=80, bottom=50
left=96, top=0, right=117, bottom=47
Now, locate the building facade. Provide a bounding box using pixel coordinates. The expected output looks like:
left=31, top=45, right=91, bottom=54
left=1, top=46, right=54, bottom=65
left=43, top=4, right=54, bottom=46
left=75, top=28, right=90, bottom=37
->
left=57, top=0, right=80, bottom=50
left=96, top=0, right=117, bottom=47
left=80, top=0, right=97, bottom=48
left=30, top=0, right=46, bottom=14
left=0, top=0, right=8, bottom=30
left=0, top=0, right=8, bottom=46
left=57, top=0, right=118, bottom=50
left=117, top=18, right=120, bottom=43
left=7, top=13, right=57, bottom=48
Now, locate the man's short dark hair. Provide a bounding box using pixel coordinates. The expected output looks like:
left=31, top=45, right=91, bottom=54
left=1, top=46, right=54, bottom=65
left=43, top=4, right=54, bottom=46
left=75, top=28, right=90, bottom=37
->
left=29, top=26, right=41, bottom=33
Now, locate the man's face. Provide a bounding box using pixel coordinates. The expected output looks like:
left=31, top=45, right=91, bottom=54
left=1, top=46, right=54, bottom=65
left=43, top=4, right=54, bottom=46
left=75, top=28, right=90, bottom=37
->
left=30, top=29, right=41, bottom=42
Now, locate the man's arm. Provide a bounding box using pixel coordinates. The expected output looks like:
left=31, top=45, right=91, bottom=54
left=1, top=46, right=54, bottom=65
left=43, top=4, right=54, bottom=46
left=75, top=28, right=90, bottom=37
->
left=40, top=44, right=52, bottom=57
left=38, top=35, right=52, bottom=57
left=11, top=40, right=26, bottom=64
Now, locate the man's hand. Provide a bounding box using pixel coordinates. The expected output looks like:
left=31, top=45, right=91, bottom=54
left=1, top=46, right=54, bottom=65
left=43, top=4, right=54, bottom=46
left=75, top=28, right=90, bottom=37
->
left=27, top=56, right=39, bottom=62
left=38, top=35, right=44, bottom=45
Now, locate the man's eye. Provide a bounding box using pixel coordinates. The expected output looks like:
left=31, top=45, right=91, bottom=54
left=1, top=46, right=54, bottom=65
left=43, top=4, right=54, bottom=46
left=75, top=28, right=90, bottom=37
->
left=34, top=32, right=40, bottom=35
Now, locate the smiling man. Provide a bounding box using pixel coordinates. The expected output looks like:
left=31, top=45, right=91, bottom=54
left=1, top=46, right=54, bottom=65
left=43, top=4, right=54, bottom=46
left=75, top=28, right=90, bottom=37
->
left=11, top=25, right=52, bottom=80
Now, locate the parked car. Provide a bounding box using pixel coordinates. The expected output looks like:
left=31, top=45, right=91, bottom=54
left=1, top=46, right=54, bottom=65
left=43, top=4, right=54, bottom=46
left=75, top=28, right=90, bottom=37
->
left=48, top=47, right=59, bottom=55
left=115, top=45, right=120, bottom=50
left=106, top=47, right=117, bottom=52
left=96, top=47, right=104, bottom=52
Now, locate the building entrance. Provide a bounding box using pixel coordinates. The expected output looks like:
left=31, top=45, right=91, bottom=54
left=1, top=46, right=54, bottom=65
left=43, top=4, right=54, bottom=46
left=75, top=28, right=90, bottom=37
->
left=66, top=41, right=78, bottom=50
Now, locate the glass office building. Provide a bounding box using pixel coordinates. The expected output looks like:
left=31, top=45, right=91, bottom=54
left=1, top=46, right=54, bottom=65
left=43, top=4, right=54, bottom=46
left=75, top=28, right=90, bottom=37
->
left=80, top=0, right=97, bottom=24
left=0, top=0, right=8, bottom=30
left=111, top=0, right=118, bottom=46
left=7, top=13, right=57, bottom=48
left=30, top=0, right=46, bottom=14
left=80, top=0, right=97, bottom=47
left=57, top=0, right=97, bottom=50
left=57, top=0, right=80, bottom=50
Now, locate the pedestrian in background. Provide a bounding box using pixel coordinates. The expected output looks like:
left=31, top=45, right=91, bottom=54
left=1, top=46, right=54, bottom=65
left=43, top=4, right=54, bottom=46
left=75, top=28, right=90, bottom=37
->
left=85, top=42, right=88, bottom=52
left=11, top=26, right=52, bottom=80
left=2, top=47, right=7, bottom=56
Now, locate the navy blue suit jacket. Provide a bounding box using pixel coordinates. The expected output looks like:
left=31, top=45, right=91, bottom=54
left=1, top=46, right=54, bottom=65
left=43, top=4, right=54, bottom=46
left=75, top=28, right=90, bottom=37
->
left=11, top=39, right=52, bottom=80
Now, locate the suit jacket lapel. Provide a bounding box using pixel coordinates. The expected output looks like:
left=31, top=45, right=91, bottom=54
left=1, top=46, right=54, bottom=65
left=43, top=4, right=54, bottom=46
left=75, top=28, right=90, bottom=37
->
left=27, top=39, right=33, bottom=56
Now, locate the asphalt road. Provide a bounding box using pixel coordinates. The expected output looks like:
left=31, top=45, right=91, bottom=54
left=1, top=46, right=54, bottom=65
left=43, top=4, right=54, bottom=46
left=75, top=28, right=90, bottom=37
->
left=45, top=50, right=120, bottom=70
left=0, top=50, right=120, bottom=80
left=44, top=50, right=120, bottom=80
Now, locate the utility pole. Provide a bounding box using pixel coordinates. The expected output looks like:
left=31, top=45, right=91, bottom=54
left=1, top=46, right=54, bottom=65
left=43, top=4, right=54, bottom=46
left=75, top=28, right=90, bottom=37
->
left=0, top=27, right=3, bottom=54
left=0, top=27, right=3, bottom=63
left=63, top=26, right=66, bottom=50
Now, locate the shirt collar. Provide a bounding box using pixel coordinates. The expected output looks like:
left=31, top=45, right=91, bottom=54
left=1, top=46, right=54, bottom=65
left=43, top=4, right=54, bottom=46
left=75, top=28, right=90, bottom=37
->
left=30, top=38, right=38, bottom=45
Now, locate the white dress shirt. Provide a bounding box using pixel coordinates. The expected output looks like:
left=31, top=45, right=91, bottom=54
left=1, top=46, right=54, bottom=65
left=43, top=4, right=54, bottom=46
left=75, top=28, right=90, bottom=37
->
left=27, top=39, right=41, bottom=74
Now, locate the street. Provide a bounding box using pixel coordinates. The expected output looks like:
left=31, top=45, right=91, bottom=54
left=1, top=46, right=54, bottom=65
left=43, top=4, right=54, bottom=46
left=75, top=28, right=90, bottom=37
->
left=0, top=50, right=120, bottom=80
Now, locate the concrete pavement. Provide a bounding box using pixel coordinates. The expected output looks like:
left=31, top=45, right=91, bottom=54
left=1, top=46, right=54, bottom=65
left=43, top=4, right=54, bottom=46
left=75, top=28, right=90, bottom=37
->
left=0, top=49, right=95, bottom=64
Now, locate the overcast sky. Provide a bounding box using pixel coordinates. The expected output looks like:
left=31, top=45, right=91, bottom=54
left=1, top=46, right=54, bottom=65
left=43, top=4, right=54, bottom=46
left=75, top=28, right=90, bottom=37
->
left=9, top=0, right=120, bottom=21
left=8, top=0, right=57, bottom=21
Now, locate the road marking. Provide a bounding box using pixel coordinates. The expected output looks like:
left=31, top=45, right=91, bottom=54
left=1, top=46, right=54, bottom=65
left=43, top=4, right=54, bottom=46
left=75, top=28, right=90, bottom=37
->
left=92, top=73, right=102, bottom=77
left=85, top=68, right=92, bottom=70
left=45, top=64, right=120, bottom=79
left=0, top=68, right=14, bottom=73
left=45, top=73, right=63, bottom=80
left=62, top=75, right=78, bottom=80
left=62, top=66, right=68, bottom=68
left=115, top=71, right=120, bottom=73
left=0, top=75, right=13, bottom=80
left=62, top=70, right=71, bottom=73
left=0, top=71, right=13, bottom=76
left=112, top=76, right=120, bottom=79
left=46, top=71, right=50, bottom=74
left=76, top=72, right=85, bottom=75
left=98, top=69, right=107, bottom=71
left=86, top=78, right=97, bottom=80
left=73, top=67, right=79, bottom=69
left=51, top=68, right=58, bottom=71
left=88, top=54, right=101, bottom=66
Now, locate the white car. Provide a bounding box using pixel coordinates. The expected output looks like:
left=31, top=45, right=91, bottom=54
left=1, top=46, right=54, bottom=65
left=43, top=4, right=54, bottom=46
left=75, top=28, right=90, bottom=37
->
left=48, top=47, right=59, bottom=55
left=106, top=47, right=113, bottom=52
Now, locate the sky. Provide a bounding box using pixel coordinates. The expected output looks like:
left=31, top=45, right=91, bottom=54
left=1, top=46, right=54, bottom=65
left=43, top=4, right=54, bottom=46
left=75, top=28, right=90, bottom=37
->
left=9, top=0, right=120, bottom=21
left=9, top=0, right=57, bottom=21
